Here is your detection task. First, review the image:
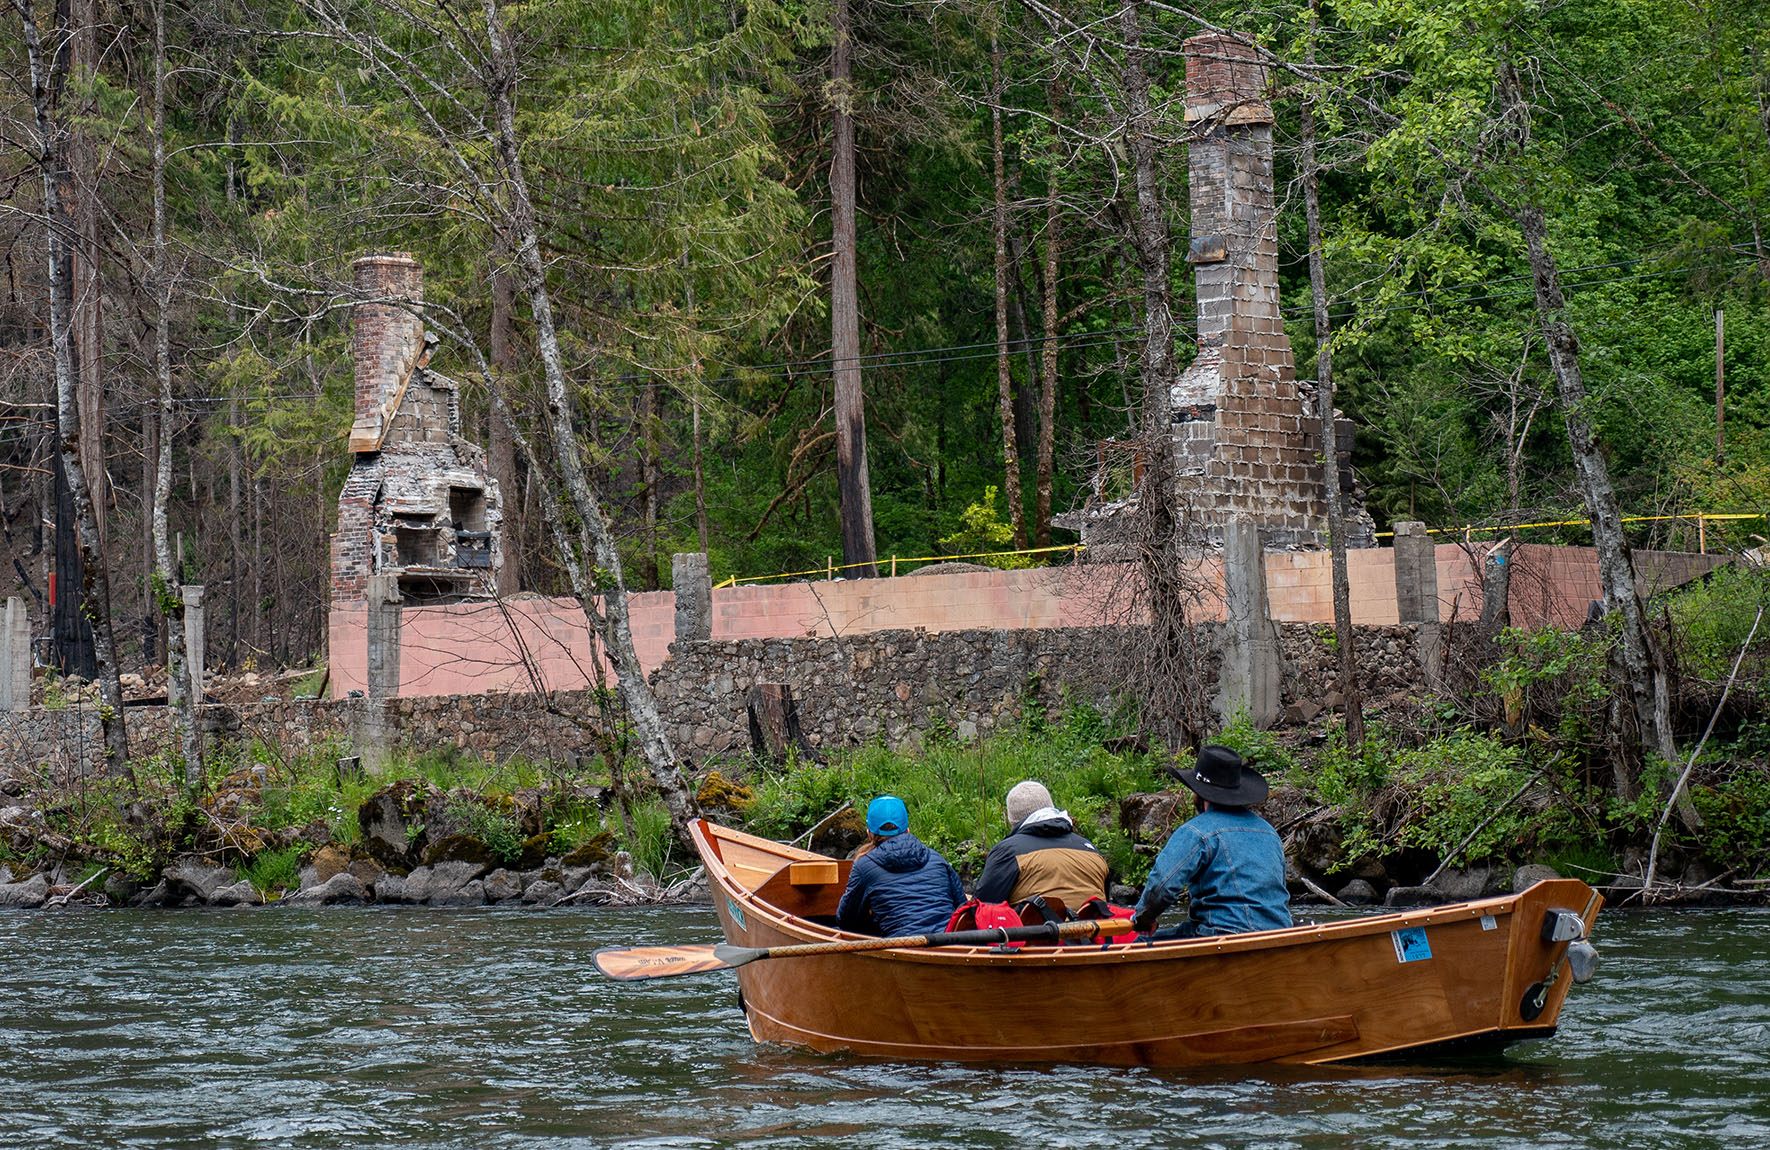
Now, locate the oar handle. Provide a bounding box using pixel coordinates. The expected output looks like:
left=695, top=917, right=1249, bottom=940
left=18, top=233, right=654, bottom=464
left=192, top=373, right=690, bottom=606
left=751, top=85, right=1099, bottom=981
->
left=764, top=917, right=1134, bottom=959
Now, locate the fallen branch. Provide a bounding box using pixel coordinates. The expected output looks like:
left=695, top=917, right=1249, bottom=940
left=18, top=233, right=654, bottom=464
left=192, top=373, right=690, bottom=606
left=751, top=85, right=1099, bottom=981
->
left=789, top=800, right=855, bottom=849
left=1645, top=603, right=1764, bottom=894
left=44, top=865, right=110, bottom=909
left=1420, top=768, right=1544, bottom=890
left=1295, top=871, right=1346, bottom=907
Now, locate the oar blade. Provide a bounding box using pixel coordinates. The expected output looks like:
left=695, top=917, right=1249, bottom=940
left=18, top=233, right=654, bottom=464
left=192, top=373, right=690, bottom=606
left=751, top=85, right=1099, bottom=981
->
left=593, top=944, right=732, bottom=981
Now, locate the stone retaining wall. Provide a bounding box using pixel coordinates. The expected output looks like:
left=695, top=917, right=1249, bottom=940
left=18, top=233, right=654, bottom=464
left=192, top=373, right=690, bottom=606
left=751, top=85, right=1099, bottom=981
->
left=1, top=622, right=1428, bottom=774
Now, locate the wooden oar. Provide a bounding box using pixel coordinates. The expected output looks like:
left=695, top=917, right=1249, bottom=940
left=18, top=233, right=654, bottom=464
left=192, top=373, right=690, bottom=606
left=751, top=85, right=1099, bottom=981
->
left=594, top=918, right=1135, bottom=982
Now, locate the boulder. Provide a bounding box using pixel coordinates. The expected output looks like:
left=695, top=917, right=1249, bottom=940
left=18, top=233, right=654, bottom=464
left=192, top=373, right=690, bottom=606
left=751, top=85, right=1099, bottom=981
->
left=399, top=861, right=487, bottom=905
left=1334, top=879, right=1378, bottom=905
left=347, top=857, right=386, bottom=891
left=1429, top=867, right=1500, bottom=901
left=511, top=834, right=552, bottom=871
left=1118, top=792, right=1188, bottom=844
left=521, top=880, right=564, bottom=906
left=558, top=834, right=615, bottom=869
left=808, top=808, right=867, bottom=860
left=103, top=873, right=141, bottom=904
left=1513, top=863, right=1562, bottom=892
left=1383, top=885, right=1449, bottom=908
left=431, top=878, right=487, bottom=908
left=0, top=873, right=49, bottom=908
left=357, top=779, right=441, bottom=868
left=285, top=872, right=368, bottom=906
left=162, top=857, right=238, bottom=904
left=421, top=834, right=497, bottom=868
left=309, top=844, right=352, bottom=884
left=374, top=874, right=407, bottom=904
left=210, top=881, right=265, bottom=907
left=483, top=869, right=523, bottom=903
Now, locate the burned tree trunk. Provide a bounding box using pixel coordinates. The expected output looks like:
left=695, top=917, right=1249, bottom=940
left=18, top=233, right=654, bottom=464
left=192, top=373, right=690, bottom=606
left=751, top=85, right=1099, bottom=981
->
left=830, top=0, right=877, bottom=578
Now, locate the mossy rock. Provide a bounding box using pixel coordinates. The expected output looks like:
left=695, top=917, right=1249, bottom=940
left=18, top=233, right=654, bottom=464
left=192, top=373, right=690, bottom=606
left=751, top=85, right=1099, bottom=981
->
left=810, top=808, right=868, bottom=859
left=421, top=834, right=496, bottom=868
left=696, top=770, right=755, bottom=814
left=512, top=832, right=552, bottom=870
left=559, top=832, right=615, bottom=868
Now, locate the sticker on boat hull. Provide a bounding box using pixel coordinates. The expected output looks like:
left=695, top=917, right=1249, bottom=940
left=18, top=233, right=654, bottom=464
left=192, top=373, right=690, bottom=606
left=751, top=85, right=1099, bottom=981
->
left=726, top=895, right=747, bottom=932
left=1481, top=914, right=1497, bottom=931
left=1392, top=926, right=1432, bottom=963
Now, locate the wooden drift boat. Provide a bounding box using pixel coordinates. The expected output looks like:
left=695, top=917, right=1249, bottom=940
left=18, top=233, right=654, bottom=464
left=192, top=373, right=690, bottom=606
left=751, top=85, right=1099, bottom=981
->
left=694, top=819, right=1604, bottom=1067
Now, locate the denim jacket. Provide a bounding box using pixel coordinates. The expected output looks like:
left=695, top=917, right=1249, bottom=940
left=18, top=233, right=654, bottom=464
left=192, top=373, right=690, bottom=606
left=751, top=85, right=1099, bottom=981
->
left=1134, top=807, right=1291, bottom=937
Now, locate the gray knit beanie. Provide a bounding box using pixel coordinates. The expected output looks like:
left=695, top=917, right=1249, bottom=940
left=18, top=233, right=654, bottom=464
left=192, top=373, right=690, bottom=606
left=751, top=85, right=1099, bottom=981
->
left=1005, top=780, right=1053, bottom=828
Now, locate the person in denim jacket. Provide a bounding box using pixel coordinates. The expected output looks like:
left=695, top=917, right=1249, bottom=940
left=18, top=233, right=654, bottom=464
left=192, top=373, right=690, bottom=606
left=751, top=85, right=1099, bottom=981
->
left=1131, top=746, right=1292, bottom=939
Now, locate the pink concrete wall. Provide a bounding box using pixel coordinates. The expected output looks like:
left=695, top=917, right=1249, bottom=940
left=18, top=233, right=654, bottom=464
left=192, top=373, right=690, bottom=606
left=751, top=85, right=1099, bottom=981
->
left=329, top=593, right=674, bottom=697
left=329, top=547, right=1723, bottom=698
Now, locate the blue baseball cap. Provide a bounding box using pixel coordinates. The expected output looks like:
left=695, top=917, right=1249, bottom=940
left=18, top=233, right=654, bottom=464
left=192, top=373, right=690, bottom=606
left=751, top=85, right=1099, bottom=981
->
left=866, top=795, right=909, bottom=837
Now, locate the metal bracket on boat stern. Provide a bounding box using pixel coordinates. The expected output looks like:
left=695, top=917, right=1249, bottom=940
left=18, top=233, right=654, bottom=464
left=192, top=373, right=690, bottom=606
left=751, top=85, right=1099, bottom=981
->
left=1540, top=898, right=1602, bottom=986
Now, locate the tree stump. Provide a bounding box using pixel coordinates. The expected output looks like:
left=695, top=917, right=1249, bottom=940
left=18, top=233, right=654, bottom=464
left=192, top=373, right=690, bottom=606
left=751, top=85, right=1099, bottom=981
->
left=746, top=683, right=822, bottom=765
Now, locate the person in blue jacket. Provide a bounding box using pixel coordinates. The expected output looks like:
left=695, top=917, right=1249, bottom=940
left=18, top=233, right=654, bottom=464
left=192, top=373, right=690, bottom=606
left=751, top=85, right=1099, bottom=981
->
left=836, top=795, right=964, bottom=936
left=1131, top=745, right=1292, bottom=939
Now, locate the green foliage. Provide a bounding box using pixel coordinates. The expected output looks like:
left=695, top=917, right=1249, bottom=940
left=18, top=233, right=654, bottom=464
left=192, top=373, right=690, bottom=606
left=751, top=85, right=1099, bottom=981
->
left=1485, top=626, right=1614, bottom=742
left=444, top=795, right=524, bottom=864
left=1212, top=710, right=1299, bottom=779
left=240, top=847, right=302, bottom=899
left=938, top=486, right=1034, bottom=568
left=742, top=704, right=1162, bottom=881
left=1666, top=564, right=1770, bottom=681
left=1690, top=765, right=1770, bottom=878
left=626, top=801, right=677, bottom=880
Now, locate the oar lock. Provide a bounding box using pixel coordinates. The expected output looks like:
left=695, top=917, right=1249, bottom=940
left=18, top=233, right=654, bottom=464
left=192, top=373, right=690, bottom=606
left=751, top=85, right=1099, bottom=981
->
left=1541, top=908, right=1600, bottom=985
left=1520, top=907, right=1601, bottom=1022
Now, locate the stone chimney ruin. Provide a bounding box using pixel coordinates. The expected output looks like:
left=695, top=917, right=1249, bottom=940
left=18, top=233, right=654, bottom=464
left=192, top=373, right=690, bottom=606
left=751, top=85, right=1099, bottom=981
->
left=331, top=253, right=503, bottom=604
left=1064, top=35, right=1372, bottom=551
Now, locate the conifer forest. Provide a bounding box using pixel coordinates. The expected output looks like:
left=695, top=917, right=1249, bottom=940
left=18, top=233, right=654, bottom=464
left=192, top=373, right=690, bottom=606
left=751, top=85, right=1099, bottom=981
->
left=3, top=0, right=1768, bottom=679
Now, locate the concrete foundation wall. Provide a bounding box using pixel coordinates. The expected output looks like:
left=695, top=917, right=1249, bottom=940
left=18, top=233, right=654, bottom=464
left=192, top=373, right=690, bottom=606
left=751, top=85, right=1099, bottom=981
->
left=324, top=546, right=1727, bottom=700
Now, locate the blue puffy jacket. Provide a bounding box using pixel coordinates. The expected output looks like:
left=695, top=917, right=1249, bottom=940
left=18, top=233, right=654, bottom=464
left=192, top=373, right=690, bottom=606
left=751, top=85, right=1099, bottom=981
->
left=836, top=832, right=964, bottom=936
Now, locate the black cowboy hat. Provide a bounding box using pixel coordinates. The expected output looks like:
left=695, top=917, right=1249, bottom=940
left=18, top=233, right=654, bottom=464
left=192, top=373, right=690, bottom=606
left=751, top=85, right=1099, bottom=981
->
left=1174, top=744, right=1269, bottom=807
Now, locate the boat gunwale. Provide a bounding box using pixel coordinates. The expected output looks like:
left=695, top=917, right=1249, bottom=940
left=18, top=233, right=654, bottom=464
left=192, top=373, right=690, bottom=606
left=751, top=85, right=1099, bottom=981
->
left=693, top=819, right=1569, bottom=968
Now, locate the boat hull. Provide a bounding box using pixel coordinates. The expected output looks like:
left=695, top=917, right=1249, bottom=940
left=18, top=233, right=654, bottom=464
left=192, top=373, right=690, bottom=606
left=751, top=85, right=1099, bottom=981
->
left=693, top=820, right=1600, bottom=1067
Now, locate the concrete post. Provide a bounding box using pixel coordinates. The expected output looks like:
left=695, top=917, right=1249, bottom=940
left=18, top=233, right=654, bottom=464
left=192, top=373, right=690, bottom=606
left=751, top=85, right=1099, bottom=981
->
left=1392, top=522, right=1437, bottom=623
left=1215, top=519, right=1282, bottom=728
left=360, top=574, right=403, bottom=768
left=2, top=597, right=29, bottom=712
left=365, top=575, right=402, bottom=699
left=672, top=552, right=712, bottom=646
left=182, top=585, right=206, bottom=705
left=1392, top=521, right=1443, bottom=688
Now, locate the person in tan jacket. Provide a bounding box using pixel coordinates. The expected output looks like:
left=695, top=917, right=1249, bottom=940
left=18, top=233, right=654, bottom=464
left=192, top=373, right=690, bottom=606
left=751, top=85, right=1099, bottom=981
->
left=974, top=780, right=1110, bottom=912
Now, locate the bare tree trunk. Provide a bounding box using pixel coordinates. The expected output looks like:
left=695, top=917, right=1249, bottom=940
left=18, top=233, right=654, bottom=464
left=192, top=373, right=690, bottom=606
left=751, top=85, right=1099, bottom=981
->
left=1121, top=0, right=1199, bottom=748
left=475, top=0, right=698, bottom=846
left=15, top=0, right=128, bottom=774
left=991, top=23, right=1027, bottom=550
left=1035, top=79, right=1063, bottom=549
left=692, top=394, right=709, bottom=555
left=639, top=373, right=661, bottom=590
left=228, top=398, right=241, bottom=665
left=830, top=0, right=876, bottom=578
left=489, top=263, right=521, bottom=596
left=1498, top=52, right=1676, bottom=801
left=71, top=0, right=105, bottom=551
left=149, top=0, right=197, bottom=784
left=1302, top=1, right=1364, bottom=749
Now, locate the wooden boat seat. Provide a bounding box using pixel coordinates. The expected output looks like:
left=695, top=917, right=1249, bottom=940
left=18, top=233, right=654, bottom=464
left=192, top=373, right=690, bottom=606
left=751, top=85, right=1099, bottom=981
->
left=751, top=858, right=852, bottom=921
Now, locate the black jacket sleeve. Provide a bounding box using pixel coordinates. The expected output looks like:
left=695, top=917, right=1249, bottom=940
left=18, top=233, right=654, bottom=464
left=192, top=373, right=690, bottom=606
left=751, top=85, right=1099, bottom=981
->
left=973, top=842, right=1020, bottom=903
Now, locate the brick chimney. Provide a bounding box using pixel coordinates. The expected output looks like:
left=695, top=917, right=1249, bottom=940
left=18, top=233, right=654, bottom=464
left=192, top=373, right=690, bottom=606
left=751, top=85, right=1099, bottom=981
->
left=350, top=253, right=425, bottom=449
left=1182, top=34, right=1281, bottom=354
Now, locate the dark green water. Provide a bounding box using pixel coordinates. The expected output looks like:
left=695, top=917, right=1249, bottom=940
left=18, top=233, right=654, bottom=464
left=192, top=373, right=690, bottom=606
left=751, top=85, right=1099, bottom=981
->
left=1, top=905, right=1765, bottom=1148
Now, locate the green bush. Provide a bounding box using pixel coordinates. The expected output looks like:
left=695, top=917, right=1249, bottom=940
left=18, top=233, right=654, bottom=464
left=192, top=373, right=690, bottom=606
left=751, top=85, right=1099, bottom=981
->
left=741, top=705, right=1162, bottom=882
left=1691, top=764, right=1770, bottom=877
left=240, top=847, right=302, bottom=898
left=1667, top=563, right=1770, bottom=681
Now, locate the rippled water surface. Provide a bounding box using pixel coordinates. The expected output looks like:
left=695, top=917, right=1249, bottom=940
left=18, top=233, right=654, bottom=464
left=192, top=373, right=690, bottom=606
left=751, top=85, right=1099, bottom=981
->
left=2, top=905, right=1766, bottom=1148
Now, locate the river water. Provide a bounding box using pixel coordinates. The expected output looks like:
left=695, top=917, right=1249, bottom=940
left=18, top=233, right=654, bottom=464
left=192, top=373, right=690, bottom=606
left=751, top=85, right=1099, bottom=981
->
left=1, top=904, right=1765, bottom=1149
